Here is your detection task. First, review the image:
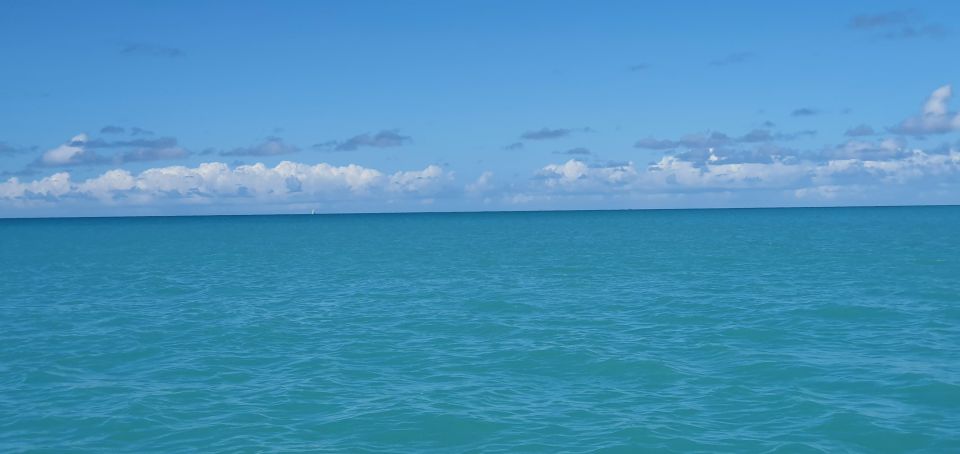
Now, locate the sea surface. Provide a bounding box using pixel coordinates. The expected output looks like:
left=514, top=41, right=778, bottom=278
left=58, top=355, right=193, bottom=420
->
left=1, top=206, right=958, bottom=453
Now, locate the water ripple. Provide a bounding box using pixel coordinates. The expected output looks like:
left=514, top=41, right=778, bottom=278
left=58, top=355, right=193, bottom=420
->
left=1, top=207, right=958, bottom=452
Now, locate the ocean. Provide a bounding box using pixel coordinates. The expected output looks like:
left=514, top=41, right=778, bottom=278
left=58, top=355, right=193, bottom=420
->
left=1, top=206, right=958, bottom=452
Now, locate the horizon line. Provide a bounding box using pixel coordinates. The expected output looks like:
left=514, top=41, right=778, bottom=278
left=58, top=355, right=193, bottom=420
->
left=1, top=202, right=957, bottom=222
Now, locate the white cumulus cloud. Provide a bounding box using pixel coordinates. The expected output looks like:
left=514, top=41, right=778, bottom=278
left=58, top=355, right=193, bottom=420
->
left=527, top=147, right=960, bottom=203
left=40, top=134, right=95, bottom=166
left=0, top=161, right=455, bottom=210
left=892, top=85, right=960, bottom=134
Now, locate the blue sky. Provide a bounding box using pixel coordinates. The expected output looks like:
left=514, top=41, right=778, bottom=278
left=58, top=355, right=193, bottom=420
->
left=2, top=0, right=959, bottom=217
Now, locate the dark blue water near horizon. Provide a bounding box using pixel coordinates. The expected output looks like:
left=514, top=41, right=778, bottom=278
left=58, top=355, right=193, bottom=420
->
left=2, top=206, right=958, bottom=452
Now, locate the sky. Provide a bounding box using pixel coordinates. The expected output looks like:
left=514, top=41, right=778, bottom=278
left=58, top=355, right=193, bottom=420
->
left=1, top=0, right=959, bottom=217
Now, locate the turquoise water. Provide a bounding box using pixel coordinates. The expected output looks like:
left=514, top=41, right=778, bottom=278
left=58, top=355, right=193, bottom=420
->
left=1, top=206, right=958, bottom=452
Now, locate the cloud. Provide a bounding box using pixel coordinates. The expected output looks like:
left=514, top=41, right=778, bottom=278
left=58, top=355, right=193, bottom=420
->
left=311, top=141, right=338, bottom=151
left=5, top=143, right=960, bottom=212
left=890, top=85, right=960, bottom=135
left=503, top=142, right=524, bottom=150
left=787, top=130, right=818, bottom=139
left=1, top=161, right=453, bottom=207
left=100, top=126, right=125, bottom=134
left=844, top=124, right=876, bottom=136
left=709, top=52, right=754, bottom=67
left=848, top=10, right=947, bottom=39
left=881, top=24, right=947, bottom=39
left=85, top=137, right=180, bottom=149
left=98, top=125, right=154, bottom=135
left=738, top=129, right=775, bottom=143
left=520, top=127, right=589, bottom=140
left=641, top=136, right=912, bottom=168
left=33, top=133, right=189, bottom=167
left=535, top=160, right=641, bottom=192
left=529, top=146, right=960, bottom=199
left=634, top=137, right=681, bottom=150
left=36, top=134, right=107, bottom=167
left=315, top=130, right=412, bottom=151
left=849, top=10, right=915, bottom=29
left=672, top=144, right=803, bottom=166
left=388, top=165, right=452, bottom=193
left=339, top=130, right=411, bottom=151
left=634, top=132, right=731, bottom=150
left=821, top=138, right=908, bottom=161
left=466, top=171, right=494, bottom=194
left=634, top=129, right=815, bottom=150
left=627, top=63, right=650, bottom=71
left=0, top=142, right=36, bottom=155
left=0, top=172, right=73, bottom=201
left=117, top=147, right=190, bottom=163
left=220, top=137, right=299, bottom=157
left=791, top=108, right=819, bottom=117
left=121, top=44, right=185, bottom=58
left=554, top=147, right=592, bottom=156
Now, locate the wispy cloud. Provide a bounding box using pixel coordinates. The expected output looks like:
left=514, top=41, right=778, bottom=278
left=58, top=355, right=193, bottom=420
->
left=315, top=130, right=413, bottom=151
left=503, top=142, right=524, bottom=150
left=634, top=128, right=815, bottom=150
left=634, top=137, right=684, bottom=150
left=844, top=124, right=876, bottom=137
left=554, top=147, right=592, bottom=156
left=85, top=137, right=179, bottom=149
left=99, top=126, right=125, bottom=134
left=521, top=128, right=573, bottom=140
left=99, top=125, right=154, bottom=135
left=466, top=171, right=494, bottom=194
left=627, top=63, right=650, bottom=72
left=850, top=10, right=915, bottom=29
left=220, top=137, right=299, bottom=157
left=0, top=142, right=36, bottom=155
left=848, top=10, right=947, bottom=39
left=520, top=127, right=590, bottom=141
left=791, top=108, right=819, bottom=117
left=120, top=43, right=185, bottom=58
left=116, top=147, right=190, bottom=163
left=820, top=138, right=909, bottom=161
left=709, top=52, right=754, bottom=67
